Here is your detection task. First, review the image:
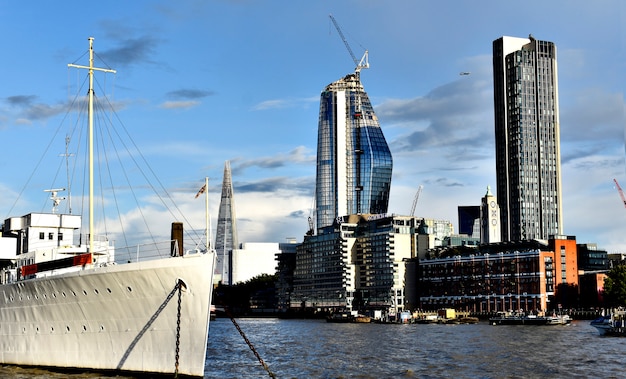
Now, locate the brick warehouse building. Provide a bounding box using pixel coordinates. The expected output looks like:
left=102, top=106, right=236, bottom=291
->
left=418, top=236, right=578, bottom=313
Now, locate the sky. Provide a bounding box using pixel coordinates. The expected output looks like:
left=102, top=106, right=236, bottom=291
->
left=0, top=1, right=624, bottom=254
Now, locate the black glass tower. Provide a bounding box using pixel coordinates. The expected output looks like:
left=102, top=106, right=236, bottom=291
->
left=493, top=36, right=563, bottom=241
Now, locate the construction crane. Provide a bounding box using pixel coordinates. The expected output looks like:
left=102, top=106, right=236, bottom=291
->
left=614, top=178, right=626, bottom=208
left=329, top=14, right=369, bottom=76
left=410, top=185, right=423, bottom=216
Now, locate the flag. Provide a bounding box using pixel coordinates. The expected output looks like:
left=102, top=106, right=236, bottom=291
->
left=195, top=183, right=206, bottom=198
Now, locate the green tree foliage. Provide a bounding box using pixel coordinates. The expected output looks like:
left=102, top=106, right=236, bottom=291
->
left=603, top=264, right=626, bottom=307
left=213, top=274, right=277, bottom=315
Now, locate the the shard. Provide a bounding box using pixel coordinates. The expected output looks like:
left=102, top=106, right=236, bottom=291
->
left=214, top=160, right=238, bottom=285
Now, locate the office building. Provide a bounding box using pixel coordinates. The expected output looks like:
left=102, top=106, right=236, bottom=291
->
left=493, top=36, right=563, bottom=241
left=215, top=161, right=238, bottom=285
left=458, top=206, right=480, bottom=237
left=418, top=236, right=579, bottom=313
left=230, top=242, right=280, bottom=284
left=292, top=214, right=418, bottom=315
left=315, top=73, right=393, bottom=230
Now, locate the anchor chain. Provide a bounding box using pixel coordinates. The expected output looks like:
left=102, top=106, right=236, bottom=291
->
left=227, top=310, right=277, bottom=379
left=174, top=280, right=182, bottom=378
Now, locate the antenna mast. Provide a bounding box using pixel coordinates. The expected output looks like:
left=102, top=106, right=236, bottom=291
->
left=68, top=37, right=116, bottom=253
left=60, top=135, right=74, bottom=213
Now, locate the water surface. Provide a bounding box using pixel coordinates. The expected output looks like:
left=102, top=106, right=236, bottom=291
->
left=1, top=318, right=623, bottom=378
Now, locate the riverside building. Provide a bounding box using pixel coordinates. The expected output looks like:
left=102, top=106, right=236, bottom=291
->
left=493, top=36, right=563, bottom=241
left=290, top=64, right=398, bottom=316
left=292, top=214, right=418, bottom=315
left=418, top=236, right=579, bottom=313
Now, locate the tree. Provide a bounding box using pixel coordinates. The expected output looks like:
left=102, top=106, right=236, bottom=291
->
left=213, top=274, right=277, bottom=315
left=603, top=264, right=626, bottom=307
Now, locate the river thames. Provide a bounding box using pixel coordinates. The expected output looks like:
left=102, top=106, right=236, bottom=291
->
left=0, top=317, right=623, bottom=378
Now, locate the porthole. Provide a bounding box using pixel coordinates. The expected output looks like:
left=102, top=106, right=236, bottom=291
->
left=99, top=325, right=105, bottom=332
left=94, top=289, right=99, bottom=295
left=51, top=326, right=54, bottom=332
left=82, top=290, right=87, bottom=295
left=71, top=290, right=76, bottom=296
left=34, top=294, right=38, bottom=299
left=127, top=286, right=132, bottom=292
left=66, top=326, right=70, bottom=332
left=62, top=292, right=66, bottom=297
left=106, top=288, right=112, bottom=293
left=82, top=325, right=87, bottom=332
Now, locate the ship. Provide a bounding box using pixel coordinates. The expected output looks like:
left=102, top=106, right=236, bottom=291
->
left=489, top=311, right=571, bottom=326
left=0, top=38, right=215, bottom=377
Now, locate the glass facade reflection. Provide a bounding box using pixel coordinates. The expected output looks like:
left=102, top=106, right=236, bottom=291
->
left=493, top=36, right=562, bottom=241
left=315, top=73, right=393, bottom=230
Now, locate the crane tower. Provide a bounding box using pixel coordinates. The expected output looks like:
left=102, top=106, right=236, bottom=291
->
left=329, top=14, right=369, bottom=76
left=410, top=185, right=423, bottom=216
left=614, top=178, right=626, bottom=208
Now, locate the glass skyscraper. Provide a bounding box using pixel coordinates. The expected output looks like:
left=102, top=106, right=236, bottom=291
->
left=215, top=160, right=238, bottom=285
left=493, top=36, right=563, bottom=241
left=315, top=72, right=393, bottom=230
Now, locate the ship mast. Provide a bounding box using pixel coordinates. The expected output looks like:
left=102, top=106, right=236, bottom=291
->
left=68, top=37, right=116, bottom=253
left=205, top=176, right=211, bottom=252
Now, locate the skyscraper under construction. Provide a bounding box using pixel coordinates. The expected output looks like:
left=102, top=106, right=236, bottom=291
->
left=315, top=72, right=393, bottom=230
left=493, top=35, right=563, bottom=241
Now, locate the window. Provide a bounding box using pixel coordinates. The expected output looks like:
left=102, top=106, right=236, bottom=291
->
left=48, top=233, right=54, bottom=240
left=39, top=232, right=45, bottom=240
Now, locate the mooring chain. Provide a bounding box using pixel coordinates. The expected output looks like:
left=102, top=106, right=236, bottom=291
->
left=228, top=312, right=277, bottom=379
left=174, top=280, right=183, bottom=378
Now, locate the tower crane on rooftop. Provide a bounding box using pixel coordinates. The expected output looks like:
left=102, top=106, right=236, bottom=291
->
left=410, top=185, right=423, bottom=216
left=613, top=178, right=626, bottom=208
left=329, top=14, right=369, bottom=77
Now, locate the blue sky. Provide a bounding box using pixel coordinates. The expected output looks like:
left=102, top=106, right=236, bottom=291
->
left=0, top=1, right=624, bottom=253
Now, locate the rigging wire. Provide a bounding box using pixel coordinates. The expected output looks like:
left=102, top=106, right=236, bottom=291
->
left=10, top=51, right=207, bottom=258
left=98, top=89, right=205, bottom=245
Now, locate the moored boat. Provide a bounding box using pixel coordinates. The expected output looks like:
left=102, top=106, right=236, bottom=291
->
left=590, top=309, right=626, bottom=336
left=0, top=38, right=215, bottom=377
left=489, top=311, right=571, bottom=326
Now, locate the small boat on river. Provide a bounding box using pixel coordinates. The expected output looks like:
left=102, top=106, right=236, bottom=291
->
left=326, top=312, right=371, bottom=323
left=590, top=309, right=626, bottom=336
left=490, top=311, right=571, bottom=326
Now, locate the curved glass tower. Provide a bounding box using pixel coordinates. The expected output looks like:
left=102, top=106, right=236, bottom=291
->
left=315, top=73, right=392, bottom=230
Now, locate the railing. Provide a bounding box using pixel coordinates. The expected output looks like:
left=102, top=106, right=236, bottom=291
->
left=114, top=239, right=198, bottom=264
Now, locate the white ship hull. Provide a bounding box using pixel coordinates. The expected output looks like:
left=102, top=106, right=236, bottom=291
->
left=0, top=252, right=214, bottom=377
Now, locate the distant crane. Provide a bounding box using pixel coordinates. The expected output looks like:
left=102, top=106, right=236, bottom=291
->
left=410, top=185, right=423, bottom=216
left=329, top=14, right=369, bottom=76
left=614, top=178, right=626, bottom=208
